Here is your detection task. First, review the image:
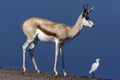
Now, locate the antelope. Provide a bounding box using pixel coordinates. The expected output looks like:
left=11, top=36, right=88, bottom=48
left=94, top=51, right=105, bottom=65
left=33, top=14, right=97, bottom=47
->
left=22, top=6, right=94, bottom=76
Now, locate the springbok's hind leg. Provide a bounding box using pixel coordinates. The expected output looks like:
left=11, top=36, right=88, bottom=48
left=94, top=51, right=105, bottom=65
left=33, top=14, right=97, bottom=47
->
left=28, top=37, right=40, bottom=73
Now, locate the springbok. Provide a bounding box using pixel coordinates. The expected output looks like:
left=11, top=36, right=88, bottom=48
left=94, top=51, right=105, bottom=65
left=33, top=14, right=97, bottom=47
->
left=22, top=6, right=94, bottom=76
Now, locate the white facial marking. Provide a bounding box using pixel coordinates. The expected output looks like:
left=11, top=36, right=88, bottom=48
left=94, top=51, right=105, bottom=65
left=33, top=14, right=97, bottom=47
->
left=83, top=18, right=94, bottom=28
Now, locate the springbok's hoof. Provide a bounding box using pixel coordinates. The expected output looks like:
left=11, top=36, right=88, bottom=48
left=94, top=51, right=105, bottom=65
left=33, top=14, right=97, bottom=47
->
left=54, top=72, right=58, bottom=76
left=22, top=69, right=27, bottom=74
left=22, top=71, right=26, bottom=74
left=37, top=70, right=41, bottom=74
left=64, top=72, right=67, bottom=76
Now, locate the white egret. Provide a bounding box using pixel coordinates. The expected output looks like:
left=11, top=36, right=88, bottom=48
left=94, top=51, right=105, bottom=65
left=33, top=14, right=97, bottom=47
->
left=89, top=58, right=100, bottom=78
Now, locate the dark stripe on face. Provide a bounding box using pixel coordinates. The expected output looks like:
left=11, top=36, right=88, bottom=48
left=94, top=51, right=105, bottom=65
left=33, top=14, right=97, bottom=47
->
left=37, top=25, right=57, bottom=37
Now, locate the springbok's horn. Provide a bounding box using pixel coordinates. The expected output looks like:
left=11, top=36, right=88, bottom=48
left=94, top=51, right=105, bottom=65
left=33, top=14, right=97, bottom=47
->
left=88, top=6, right=94, bottom=13
left=83, top=5, right=86, bottom=10
left=83, top=4, right=88, bottom=10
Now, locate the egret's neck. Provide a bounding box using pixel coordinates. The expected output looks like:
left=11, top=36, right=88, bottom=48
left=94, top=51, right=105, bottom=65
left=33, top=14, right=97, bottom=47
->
left=96, top=60, right=99, bottom=63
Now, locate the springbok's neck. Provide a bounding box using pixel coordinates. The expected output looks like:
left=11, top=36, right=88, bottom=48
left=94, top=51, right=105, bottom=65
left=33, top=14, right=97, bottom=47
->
left=68, top=14, right=84, bottom=39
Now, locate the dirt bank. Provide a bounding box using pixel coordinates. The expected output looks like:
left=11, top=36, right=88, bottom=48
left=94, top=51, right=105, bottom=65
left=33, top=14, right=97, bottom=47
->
left=0, top=67, right=104, bottom=80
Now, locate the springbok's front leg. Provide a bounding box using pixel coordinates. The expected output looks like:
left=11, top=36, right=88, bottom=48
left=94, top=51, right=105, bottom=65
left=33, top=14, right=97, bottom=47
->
left=60, top=44, right=67, bottom=76
left=54, top=39, right=60, bottom=76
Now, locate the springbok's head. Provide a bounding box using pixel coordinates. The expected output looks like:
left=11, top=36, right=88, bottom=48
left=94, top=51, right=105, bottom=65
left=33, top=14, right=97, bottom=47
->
left=82, top=5, right=94, bottom=28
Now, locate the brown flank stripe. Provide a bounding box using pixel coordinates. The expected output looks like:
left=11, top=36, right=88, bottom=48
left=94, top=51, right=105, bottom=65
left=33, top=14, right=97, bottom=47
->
left=37, top=25, right=57, bottom=37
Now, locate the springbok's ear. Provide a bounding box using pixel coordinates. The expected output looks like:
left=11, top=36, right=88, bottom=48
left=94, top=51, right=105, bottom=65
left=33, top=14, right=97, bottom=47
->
left=82, top=9, right=88, bottom=17
left=82, top=6, right=94, bottom=17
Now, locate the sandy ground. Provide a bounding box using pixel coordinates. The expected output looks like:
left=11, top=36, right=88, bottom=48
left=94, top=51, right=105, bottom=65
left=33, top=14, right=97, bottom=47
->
left=0, top=67, right=104, bottom=80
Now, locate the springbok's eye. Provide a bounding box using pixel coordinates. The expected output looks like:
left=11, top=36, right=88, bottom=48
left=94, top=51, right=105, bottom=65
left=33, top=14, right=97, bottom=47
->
left=85, top=16, right=90, bottom=20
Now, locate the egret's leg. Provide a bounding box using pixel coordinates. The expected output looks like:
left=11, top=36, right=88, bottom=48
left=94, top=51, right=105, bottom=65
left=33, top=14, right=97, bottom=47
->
left=92, top=72, right=95, bottom=79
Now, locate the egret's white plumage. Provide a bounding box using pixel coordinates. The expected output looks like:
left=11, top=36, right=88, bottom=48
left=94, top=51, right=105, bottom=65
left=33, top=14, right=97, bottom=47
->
left=89, top=58, right=100, bottom=74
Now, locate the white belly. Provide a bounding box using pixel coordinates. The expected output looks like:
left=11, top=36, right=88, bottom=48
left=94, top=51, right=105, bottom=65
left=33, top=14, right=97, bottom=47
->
left=36, top=29, right=56, bottom=43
